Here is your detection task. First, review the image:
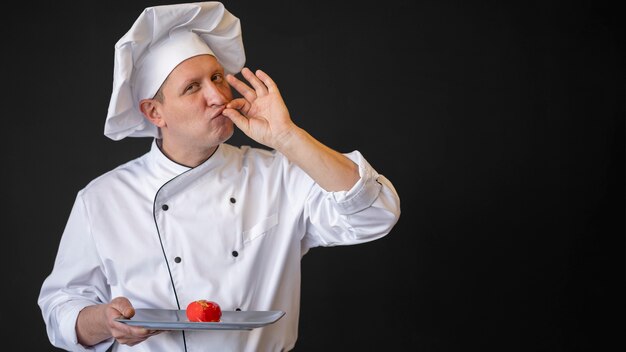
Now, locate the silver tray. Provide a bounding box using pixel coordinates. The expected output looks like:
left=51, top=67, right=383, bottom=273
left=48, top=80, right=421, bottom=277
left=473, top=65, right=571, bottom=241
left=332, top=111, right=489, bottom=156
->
left=115, top=308, right=285, bottom=331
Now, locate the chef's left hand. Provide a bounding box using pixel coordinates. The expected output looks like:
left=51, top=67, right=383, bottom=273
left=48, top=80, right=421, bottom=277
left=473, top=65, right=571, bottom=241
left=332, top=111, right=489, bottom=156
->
left=224, top=68, right=297, bottom=151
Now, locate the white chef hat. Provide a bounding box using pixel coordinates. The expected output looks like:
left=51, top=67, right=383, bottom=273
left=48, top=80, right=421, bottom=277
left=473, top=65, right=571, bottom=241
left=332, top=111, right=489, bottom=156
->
left=104, top=2, right=245, bottom=140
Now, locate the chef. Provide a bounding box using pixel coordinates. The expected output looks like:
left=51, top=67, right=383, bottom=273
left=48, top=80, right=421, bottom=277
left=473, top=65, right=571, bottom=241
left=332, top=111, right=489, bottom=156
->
left=38, top=2, right=401, bottom=351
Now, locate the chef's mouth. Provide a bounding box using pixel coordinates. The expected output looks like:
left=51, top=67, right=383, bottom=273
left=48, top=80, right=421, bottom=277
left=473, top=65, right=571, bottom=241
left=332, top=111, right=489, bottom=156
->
left=210, top=106, right=226, bottom=119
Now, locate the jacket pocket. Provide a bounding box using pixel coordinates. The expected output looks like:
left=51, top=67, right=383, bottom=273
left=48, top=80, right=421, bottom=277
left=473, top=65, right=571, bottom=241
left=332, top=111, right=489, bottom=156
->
left=242, top=213, right=278, bottom=246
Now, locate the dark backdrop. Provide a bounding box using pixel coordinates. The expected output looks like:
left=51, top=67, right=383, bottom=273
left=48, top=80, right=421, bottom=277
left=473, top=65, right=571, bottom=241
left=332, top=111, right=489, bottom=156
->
left=4, top=0, right=623, bottom=351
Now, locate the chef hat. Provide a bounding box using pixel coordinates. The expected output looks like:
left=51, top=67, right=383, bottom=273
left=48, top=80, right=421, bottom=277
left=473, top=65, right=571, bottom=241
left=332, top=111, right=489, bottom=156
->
left=104, top=2, right=245, bottom=140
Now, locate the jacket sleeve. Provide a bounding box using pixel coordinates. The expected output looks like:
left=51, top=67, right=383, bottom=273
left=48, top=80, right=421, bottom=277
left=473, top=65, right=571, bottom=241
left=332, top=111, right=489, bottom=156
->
left=37, top=192, right=114, bottom=352
left=299, top=150, right=401, bottom=252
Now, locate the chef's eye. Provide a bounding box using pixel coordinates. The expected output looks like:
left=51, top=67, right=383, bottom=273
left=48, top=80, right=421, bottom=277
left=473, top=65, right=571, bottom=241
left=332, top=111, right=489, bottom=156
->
left=212, top=74, right=224, bottom=83
left=184, top=83, right=200, bottom=93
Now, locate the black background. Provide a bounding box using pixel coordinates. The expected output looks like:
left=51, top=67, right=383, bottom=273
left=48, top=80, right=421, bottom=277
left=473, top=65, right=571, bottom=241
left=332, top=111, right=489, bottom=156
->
left=4, top=0, right=623, bottom=351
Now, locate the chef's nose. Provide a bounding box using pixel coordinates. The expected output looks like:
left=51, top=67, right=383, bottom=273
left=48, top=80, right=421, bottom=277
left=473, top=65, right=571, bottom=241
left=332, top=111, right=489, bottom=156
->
left=203, top=83, right=229, bottom=106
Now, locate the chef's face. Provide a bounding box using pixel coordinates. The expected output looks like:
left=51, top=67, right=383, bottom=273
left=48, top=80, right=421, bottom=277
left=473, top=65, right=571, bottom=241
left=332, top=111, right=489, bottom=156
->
left=157, top=54, right=234, bottom=150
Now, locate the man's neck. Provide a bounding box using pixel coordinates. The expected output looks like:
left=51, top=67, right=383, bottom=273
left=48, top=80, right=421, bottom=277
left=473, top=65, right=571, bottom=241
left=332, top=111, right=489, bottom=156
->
left=156, top=139, right=218, bottom=168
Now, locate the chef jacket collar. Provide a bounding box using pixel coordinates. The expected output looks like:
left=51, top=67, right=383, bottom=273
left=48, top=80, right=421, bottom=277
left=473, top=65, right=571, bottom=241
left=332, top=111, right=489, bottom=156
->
left=149, top=138, right=227, bottom=176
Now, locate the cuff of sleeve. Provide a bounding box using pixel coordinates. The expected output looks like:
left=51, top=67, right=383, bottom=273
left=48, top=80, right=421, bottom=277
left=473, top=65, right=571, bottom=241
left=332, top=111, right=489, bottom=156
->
left=330, top=150, right=382, bottom=215
left=59, top=301, right=113, bottom=352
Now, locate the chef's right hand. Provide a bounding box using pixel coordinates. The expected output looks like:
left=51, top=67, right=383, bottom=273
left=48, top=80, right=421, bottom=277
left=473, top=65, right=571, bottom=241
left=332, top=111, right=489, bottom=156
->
left=77, top=296, right=162, bottom=347
left=107, top=296, right=162, bottom=346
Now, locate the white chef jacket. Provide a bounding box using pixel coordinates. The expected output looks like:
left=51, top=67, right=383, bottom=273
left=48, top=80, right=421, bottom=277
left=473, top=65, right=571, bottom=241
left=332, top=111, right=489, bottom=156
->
left=38, top=139, right=400, bottom=352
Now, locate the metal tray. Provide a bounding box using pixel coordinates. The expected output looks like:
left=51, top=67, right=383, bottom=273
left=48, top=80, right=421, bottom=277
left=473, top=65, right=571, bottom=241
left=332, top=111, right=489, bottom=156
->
left=115, top=309, right=285, bottom=331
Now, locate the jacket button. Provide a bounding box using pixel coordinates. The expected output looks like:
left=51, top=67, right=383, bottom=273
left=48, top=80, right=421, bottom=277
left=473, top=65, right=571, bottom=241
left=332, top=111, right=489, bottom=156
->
left=230, top=197, right=236, bottom=204
left=232, top=251, right=239, bottom=257
left=174, top=257, right=181, bottom=263
left=162, top=204, right=169, bottom=211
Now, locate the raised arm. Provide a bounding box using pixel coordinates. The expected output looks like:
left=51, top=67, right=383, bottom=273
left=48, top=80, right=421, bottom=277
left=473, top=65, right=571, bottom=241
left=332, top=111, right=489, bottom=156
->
left=224, top=68, right=359, bottom=192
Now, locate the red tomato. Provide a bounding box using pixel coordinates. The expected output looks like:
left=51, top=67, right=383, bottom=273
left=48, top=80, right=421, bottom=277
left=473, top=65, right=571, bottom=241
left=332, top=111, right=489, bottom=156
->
left=186, top=300, right=222, bottom=322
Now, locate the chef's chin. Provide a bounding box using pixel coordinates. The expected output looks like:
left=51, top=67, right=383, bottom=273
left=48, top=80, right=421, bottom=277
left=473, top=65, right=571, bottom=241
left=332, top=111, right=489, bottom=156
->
left=212, top=119, right=235, bottom=144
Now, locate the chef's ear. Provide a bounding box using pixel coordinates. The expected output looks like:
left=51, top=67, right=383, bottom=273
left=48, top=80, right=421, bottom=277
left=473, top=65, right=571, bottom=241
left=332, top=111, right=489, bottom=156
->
left=139, top=99, right=165, bottom=128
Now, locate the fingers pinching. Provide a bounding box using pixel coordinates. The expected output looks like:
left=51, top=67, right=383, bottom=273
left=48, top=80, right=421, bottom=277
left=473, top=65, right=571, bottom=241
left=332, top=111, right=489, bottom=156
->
left=226, top=98, right=247, bottom=111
